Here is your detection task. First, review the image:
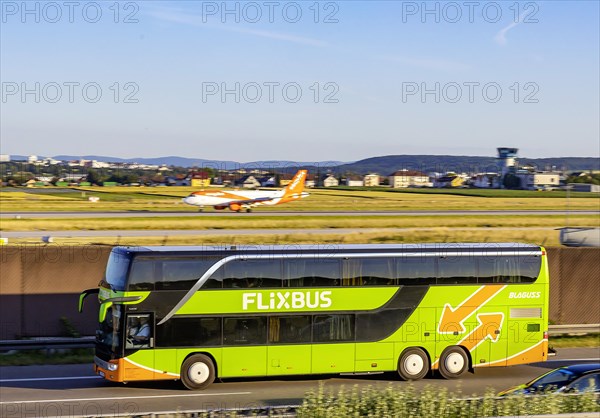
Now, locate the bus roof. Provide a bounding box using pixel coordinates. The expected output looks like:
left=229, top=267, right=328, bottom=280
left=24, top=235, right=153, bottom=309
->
left=112, top=243, right=542, bottom=256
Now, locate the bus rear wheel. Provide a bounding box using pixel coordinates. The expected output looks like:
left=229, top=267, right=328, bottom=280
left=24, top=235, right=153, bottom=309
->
left=181, top=354, right=215, bottom=390
left=397, top=347, right=429, bottom=380
left=438, top=346, right=469, bottom=379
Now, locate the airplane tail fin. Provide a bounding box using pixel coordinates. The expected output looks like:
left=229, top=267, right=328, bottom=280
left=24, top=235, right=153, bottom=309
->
left=282, top=170, right=307, bottom=198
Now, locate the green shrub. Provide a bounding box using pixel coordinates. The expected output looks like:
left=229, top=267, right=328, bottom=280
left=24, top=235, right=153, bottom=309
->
left=297, top=383, right=600, bottom=418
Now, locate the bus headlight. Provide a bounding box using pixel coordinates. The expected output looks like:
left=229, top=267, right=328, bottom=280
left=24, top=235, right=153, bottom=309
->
left=108, top=363, right=118, bottom=371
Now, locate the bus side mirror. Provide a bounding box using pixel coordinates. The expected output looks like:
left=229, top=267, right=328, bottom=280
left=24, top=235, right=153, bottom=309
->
left=99, top=301, right=114, bottom=323
left=78, top=288, right=100, bottom=313
left=98, top=296, right=143, bottom=322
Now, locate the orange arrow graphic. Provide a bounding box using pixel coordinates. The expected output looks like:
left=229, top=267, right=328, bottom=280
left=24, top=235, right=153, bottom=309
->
left=459, top=313, right=504, bottom=352
left=438, top=285, right=505, bottom=334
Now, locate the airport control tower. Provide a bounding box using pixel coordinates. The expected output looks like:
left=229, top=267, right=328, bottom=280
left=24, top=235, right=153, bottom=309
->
left=497, top=147, right=518, bottom=177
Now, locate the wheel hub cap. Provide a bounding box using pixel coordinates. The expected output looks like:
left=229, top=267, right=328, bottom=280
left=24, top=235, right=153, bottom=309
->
left=445, top=352, right=465, bottom=374
left=188, top=362, right=210, bottom=384
left=404, top=354, right=424, bottom=375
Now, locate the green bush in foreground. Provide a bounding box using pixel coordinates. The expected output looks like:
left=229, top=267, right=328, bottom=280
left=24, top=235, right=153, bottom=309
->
left=296, top=383, right=600, bottom=418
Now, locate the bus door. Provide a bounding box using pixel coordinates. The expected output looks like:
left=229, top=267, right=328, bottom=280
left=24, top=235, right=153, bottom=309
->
left=221, top=317, right=268, bottom=377
left=311, top=314, right=355, bottom=373
left=267, top=316, right=311, bottom=375
left=124, top=313, right=156, bottom=380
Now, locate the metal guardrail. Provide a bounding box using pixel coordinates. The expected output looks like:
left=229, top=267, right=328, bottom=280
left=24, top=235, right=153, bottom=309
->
left=548, top=324, right=600, bottom=336
left=0, top=336, right=95, bottom=351
left=0, top=325, right=597, bottom=351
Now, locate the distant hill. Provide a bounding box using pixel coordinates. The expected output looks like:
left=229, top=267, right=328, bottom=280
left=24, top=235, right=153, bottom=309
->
left=335, top=155, right=600, bottom=175
left=7, top=154, right=598, bottom=173
left=47, top=156, right=347, bottom=170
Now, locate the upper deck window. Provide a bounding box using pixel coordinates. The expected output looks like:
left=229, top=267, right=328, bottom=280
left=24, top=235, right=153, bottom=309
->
left=343, top=258, right=395, bottom=286
left=478, top=255, right=540, bottom=283
left=222, top=259, right=283, bottom=288
left=285, top=258, right=341, bottom=287
left=396, top=256, right=436, bottom=285
left=128, top=256, right=220, bottom=291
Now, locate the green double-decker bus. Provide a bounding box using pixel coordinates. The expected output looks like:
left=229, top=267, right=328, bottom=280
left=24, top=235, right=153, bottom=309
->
left=79, top=243, right=549, bottom=390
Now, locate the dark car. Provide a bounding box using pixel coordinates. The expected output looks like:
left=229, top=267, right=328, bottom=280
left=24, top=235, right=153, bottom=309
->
left=499, top=363, right=600, bottom=396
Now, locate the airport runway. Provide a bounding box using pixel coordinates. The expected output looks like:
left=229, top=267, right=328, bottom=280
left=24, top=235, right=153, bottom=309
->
left=1, top=210, right=598, bottom=219
left=1, top=348, right=598, bottom=416
left=0, top=227, right=559, bottom=239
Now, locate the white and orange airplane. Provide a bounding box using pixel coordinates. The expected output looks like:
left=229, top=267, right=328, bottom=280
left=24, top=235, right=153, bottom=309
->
left=183, top=170, right=309, bottom=212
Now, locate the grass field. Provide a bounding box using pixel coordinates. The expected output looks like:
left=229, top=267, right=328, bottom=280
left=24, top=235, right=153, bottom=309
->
left=1, top=215, right=597, bottom=232
left=1, top=187, right=598, bottom=212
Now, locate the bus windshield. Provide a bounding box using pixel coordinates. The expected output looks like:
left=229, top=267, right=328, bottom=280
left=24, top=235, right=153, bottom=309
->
left=104, top=251, right=131, bottom=291
left=96, top=305, right=123, bottom=354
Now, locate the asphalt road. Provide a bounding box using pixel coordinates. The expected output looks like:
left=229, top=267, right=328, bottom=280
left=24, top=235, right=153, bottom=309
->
left=1, top=210, right=598, bottom=219
left=1, top=227, right=561, bottom=239
left=1, top=348, right=598, bottom=416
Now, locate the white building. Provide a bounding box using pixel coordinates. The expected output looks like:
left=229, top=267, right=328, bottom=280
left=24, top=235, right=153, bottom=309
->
left=363, top=174, right=380, bottom=187
left=323, top=174, right=339, bottom=187
left=0, top=154, right=9, bottom=162
left=389, top=169, right=431, bottom=188
left=345, top=176, right=364, bottom=187
left=472, top=173, right=501, bottom=188
left=517, top=172, right=561, bottom=190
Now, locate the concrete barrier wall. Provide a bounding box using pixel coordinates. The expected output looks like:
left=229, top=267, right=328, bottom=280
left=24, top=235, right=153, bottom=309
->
left=547, top=247, right=600, bottom=325
left=0, top=245, right=110, bottom=339
left=0, top=246, right=598, bottom=339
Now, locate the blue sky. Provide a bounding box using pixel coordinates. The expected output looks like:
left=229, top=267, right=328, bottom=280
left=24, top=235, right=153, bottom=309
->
left=1, top=1, right=599, bottom=161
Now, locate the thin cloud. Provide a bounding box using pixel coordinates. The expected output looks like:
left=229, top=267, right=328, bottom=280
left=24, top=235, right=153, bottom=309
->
left=494, top=9, right=535, bottom=46
left=146, top=8, right=328, bottom=48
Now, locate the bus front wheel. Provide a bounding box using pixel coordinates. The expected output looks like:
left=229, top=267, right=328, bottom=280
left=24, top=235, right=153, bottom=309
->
left=397, top=347, right=429, bottom=380
left=181, top=354, right=215, bottom=390
left=438, top=346, right=469, bottom=379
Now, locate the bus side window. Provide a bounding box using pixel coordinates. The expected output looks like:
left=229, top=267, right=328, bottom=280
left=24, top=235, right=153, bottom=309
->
left=125, top=314, right=153, bottom=349
left=223, top=317, right=267, bottom=345
left=313, top=314, right=355, bottom=342
left=478, top=255, right=540, bottom=284
left=156, top=317, right=222, bottom=347
left=437, top=255, right=478, bottom=285
left=157, top=258, right=217, bottom=291
left=518, top=255, right=541, bottom=283
left=396, top=256, right=436, bottom=285
left=128, top=258, right=156, bottom=291
left=479, top=256, right=512, bottom=283
left=203, top=266, right=223, bottom=289
left=342, top=258, right=394, bottom=286
left=223, top=260, right=283, bottom=289
left=285, top=259, right=341, bottom=287
left=269, top=316, right=311, bottom=344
